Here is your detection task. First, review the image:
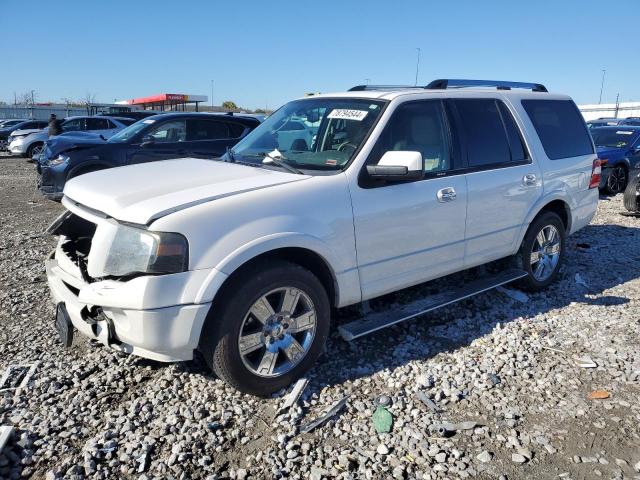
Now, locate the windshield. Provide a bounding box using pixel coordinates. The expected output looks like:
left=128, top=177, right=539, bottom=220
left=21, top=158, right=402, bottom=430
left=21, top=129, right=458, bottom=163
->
left=591, top=129, right=637, bottom=148
left=108, top=119, right=151, bottom=143
left=229, top=98, right=386, bottom=170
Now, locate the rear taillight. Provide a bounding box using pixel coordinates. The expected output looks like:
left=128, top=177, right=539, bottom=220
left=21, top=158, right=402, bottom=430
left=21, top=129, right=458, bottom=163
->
left=589, top=159, right=602, bottom=189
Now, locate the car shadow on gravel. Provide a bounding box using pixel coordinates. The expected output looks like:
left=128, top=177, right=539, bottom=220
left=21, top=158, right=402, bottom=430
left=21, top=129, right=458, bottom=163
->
left=307, top=223, right=640, bottom=391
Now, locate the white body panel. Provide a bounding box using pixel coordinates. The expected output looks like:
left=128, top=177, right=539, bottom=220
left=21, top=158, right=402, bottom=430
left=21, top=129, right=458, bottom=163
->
left=46, top=87, right=599, bottom=362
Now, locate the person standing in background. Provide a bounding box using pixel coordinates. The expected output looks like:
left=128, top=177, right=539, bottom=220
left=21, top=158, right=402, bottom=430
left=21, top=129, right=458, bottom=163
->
left=48, top=114, right=62, bottom=137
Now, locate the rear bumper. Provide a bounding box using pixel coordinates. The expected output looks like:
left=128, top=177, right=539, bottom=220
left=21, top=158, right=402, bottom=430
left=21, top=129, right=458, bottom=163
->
left=45, top=251, right=212, bottom=362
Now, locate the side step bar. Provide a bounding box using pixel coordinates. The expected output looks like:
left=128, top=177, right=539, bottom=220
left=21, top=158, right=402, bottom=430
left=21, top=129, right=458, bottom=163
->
left=338, top=269, right=528, bottom=341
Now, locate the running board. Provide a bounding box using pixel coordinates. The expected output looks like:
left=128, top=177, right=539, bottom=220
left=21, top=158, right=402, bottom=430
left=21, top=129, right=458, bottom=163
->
left=338, top=269, right=528, bottom=341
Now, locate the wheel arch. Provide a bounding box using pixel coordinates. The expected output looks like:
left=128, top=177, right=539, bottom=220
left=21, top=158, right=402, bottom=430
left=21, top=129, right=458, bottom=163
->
left=516, top=196, right=572, bottom=250
left=67, top=161, right=111, bottom=180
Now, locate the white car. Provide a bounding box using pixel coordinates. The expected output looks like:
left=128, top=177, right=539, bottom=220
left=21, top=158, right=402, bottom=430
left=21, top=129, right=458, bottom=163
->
left=8, top=116, right=134, bottom=158
left=45, top=79, right=599, bottom=395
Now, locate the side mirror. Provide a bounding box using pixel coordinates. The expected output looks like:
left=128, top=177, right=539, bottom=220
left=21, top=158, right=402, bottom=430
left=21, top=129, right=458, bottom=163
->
left=141, top=135, right=155, bottom=147
left=366, top=151, right=424, bottom=181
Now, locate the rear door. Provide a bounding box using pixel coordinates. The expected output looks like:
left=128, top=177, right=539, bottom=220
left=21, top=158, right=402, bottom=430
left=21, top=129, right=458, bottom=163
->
left=186, top=118, right=246, bottom=157
left=452, top=98, right=542, bottom=267
left=127, top=118, right=189, bottom=164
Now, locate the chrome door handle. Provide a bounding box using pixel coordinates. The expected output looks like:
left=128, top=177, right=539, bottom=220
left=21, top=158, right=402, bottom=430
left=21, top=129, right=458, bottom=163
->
left=523, top=173, right=537, bottom=186
left=437, top=187, right=457, bottom=202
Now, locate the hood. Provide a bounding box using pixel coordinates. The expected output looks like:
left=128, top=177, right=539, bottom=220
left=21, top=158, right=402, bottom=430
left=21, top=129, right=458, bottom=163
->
left=596, top=146, right=627, bottom=161
left=63, top=158, right=309, bottom=225
left=10, top=128, right=44, bottom=137
left=47, top=134, right=106, bottom=157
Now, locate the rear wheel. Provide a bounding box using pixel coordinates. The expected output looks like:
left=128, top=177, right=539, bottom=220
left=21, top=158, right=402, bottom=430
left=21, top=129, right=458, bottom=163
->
left=199, top=260, right=330, bottom=396
left=605, top=165, right=628, bottom=194
left=516, top=212, right=566, bottom=291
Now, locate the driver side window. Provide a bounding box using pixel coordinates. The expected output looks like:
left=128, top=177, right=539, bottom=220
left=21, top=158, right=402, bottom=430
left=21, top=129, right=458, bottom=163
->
left=148, top=120, right=187, bottom=143
left=369, top=100, right=451, bottom=173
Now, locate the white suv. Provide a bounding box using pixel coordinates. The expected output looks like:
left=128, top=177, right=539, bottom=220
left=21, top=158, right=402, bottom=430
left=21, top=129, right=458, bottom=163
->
left=45, top=79, right=599, bottom=395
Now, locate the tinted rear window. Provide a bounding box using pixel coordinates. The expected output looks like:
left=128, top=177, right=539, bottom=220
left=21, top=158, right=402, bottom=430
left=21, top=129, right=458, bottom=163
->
left=522, top=100, right=593, bottom=159
left=455, top=99, right=511, bottom=167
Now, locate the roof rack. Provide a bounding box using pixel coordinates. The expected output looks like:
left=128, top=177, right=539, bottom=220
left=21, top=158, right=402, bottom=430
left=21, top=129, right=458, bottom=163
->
left=425, top=79, right=548, bottom=92
left=348, top=85, right=425, bottom=92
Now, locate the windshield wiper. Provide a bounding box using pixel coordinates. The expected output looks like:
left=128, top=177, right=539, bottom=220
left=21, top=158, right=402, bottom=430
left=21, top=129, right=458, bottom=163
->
left=260, top=149, right=304, bottom=175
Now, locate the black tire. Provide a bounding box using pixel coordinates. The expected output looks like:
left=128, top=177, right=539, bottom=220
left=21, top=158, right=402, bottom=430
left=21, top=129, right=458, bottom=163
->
left=604, top=165, right=628, bottom=195
left=199, top=260, right=331, bottom=396
left=26, top=142, right=44, bottom=160
left=67, top=166, right=105, bottom=181
left=623, top=170, right=640, bottom=212
left=516, top=211, right=566, bottom=292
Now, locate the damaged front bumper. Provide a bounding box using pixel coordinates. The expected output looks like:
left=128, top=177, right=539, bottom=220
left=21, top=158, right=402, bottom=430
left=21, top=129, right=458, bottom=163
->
left=45, top=240, right=214, bottom=362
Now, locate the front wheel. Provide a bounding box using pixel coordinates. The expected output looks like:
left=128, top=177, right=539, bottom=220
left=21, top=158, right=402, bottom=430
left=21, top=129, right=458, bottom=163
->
left=199, top=260, right=330, bottom=396
left=516, top=212, right=566, bottom=291
left=26, top=142, right=44, bottom=160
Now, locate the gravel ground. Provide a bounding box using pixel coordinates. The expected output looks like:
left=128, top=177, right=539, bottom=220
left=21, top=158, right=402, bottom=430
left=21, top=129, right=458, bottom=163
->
left=0, top=154, right=639, bottom=480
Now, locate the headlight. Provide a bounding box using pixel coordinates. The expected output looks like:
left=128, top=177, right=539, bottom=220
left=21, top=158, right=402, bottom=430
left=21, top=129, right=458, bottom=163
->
left=9, top=135, right=24, bottom=142
left=97, top=224, right=189, bottom=277
left=49, top=154, right=70, bottom=166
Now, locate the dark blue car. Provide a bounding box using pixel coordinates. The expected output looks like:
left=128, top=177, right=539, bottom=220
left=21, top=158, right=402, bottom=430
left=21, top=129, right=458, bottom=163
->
left=590, top=126, right=640, bottom=194
left=37, top=112, right=261, bottom=200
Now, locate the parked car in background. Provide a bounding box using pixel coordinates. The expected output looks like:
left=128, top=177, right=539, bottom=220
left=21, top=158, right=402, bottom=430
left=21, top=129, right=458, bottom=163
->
left=96, top=110, right=159, bottom=121
left=590, top=126, right=640, bottom=194
left=0, top=120, right=48, bottom=150
left=0, top=119, right=28, bottom=128
left=9, top=116, right=135, bottom=159
left=587, top=118, right=621, bottom=129
left=619, top=117, right=640, bottom=126
left=45, top=79, right=598, bottom=394
left=38, top=112, right=260, bottom=199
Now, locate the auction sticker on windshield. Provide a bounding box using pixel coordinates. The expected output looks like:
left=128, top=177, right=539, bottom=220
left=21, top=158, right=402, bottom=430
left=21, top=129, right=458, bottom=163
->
left=327, top=109, right=368, bottom=121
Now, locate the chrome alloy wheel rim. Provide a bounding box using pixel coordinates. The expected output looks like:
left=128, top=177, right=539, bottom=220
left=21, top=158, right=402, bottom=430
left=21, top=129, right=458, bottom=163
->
left=31, top=145, right=43, bottom=157
left=238, top=287, right=317, bottom=378
left=530, top=225, right=561, bottom=281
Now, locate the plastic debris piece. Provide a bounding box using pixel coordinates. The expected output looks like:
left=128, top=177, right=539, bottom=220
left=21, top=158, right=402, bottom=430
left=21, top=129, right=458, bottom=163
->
left=416, top=391, right=441, bottom=413
left=299, top=396, right=348, bottom=434
left=430, top=422, right=456, bottom=437
left=575, top=273, right=589, bottom=288
left=575, top=356, right=597, bottom=368
left=457, top=421, right=477, bottom=431
left=489, top=373, right=502, bottom=385
left=497, top=286, right=529, bottom=304
left=587, top=390, right=610, bottom=400
left=372, top=406, right=393, bottom=433
left=0, top=426, right=14, bottom=454
left=375, top=394, right=392, bottom=407
left=278, top=378, right=308, bottom=413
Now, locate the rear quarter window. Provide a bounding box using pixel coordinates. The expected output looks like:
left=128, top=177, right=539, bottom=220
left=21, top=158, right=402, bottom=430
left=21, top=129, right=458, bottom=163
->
left=522, top=99, right=593, bottom=160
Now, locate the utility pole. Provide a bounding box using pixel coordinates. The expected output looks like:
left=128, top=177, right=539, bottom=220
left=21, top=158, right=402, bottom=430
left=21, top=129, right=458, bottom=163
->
left=30, top=90, right=35, bottom=105
left=414, top=48, right=421, bottom=86
left=210, top=80, right=214, bottom=110
left=365, top=78, right=371, bottom=85
left=598, top=69, right=606, bottom=104
left=614, top=92, right=620, bottom=118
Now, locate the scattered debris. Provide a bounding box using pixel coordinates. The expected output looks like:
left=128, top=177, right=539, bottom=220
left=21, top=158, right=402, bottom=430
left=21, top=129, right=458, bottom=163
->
left=0, top=425, right=14, bottom=454
left=489, top=373, right=502, bottom=385
left=430, top=420, right=478, bottom=437
left=476, top=450, right=493, bottom=463
left=278, top=378, right=308, bottom=414
left=299, top=396, right=348, bottom=434
left=587, top=390, right=610, bottom=400
left=575, top=273, right=589, bottom=288
left=137, top=452, right=150, bottom=473
left=574, top=356, right=597, bottom=368
left=497, top=286, right=529, bottom=304
left=0, top=362, right=39, bottom=394
left=374, top=394, right=392, bottom=407
left=416, top=391, right=442, bottom=413
left=542, top=346, right=566, bottom=354
left=372, top=406, right=393, bottom=433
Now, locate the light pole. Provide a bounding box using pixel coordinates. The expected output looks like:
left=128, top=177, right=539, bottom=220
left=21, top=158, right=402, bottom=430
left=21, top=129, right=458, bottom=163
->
left=598, top=69, right=606, bottom=104
left=211, top=80, right=214, bottom=110
left=414, top=48, right=421, bottom=86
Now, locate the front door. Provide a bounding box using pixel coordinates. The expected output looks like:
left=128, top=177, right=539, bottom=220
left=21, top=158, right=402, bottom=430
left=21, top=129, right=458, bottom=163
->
left=349, top=99, right=468, bottom=300
left=127, top=118, right=189, bottom=164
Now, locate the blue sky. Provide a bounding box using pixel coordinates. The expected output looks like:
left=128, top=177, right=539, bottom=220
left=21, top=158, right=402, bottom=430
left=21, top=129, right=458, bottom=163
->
left=2, top=0, right=638, bottom=110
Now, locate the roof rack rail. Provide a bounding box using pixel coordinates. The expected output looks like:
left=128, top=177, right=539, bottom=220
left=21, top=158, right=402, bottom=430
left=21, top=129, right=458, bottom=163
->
left=426, top=79, right=548, bottom=92
left=348, top=85, right=424, bottom=92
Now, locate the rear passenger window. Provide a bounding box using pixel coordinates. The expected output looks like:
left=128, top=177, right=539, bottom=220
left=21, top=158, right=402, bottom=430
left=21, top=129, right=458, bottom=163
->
left=228, top=123, right=245, bottom=138
left=497, top=102, right=528, bottom=162
left=454, top=99, right=511, bottom=167
left=188, top=120, right=230, bottom=141
left=522, top=99, right=593, bottom=159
